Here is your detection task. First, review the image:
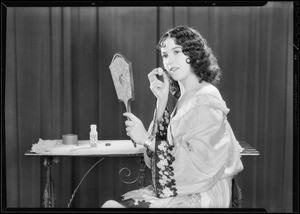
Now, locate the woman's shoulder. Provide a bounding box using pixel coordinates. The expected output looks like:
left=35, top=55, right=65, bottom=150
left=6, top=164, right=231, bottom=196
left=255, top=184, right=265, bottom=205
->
left=194, top=83, right=229, bottom=114
left=197, top=82, right=222, bottom=100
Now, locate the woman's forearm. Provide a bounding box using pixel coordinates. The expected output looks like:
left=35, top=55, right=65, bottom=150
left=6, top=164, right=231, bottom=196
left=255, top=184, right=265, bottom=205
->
left=156, top=98, right=168, bottom=120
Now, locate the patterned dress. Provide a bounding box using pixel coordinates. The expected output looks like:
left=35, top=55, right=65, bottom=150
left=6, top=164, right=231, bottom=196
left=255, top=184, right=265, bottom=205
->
left=117, top=84, right=244, bottom=208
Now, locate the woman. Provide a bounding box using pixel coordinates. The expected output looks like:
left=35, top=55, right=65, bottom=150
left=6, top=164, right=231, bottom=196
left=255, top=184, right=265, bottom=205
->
left=102, top=25, right=244, bottom=208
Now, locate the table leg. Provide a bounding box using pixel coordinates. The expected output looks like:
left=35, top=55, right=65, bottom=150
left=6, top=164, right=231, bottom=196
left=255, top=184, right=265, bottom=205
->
left=138, top=156, right=146, bottom=188
left=118, top=155, right=146, bottom=186
left=42, top=157, right=59, bottom=207
left=43, top=157, right=52, bottom=207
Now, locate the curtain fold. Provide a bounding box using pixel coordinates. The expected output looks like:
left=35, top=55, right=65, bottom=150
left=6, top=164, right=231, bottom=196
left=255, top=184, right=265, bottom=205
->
left=5, top=3, right=294, bottom=212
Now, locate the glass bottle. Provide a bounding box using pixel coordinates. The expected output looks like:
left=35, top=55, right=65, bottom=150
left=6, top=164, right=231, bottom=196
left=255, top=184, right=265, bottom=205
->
left=90, top=124, right=98, bottom=147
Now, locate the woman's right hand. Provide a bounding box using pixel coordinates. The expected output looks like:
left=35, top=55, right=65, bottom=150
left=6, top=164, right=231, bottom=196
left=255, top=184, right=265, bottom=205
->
left=147, top=67, right=170, bottom=103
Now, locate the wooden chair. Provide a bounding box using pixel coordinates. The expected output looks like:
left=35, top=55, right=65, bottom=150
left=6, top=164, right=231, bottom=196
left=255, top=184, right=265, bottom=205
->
left=232, top=178, right=243, bottom=208
left=231, top=141, right=260, bottom=208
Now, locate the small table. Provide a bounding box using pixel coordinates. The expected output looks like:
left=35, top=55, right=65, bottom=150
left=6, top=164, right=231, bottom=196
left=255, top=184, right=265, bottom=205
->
left=239, top=141, right=260, bottom=156
left=25, top=140, right=259, bottom=208
left=25, top=140, right=146, bottom=208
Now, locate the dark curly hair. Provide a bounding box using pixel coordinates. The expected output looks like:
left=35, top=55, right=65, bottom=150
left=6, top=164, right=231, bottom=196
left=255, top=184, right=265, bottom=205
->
left=157, top=26, right=222, bottom=99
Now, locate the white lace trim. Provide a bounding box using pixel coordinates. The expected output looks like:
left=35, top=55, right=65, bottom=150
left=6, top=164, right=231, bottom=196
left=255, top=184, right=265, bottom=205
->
left=172, top=93, right=230, bottom=122
left=168, top=193, right=203, bottom=208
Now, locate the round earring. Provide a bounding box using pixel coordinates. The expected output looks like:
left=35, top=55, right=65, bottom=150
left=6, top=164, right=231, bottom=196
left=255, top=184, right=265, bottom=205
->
left=186, top=58, right=191, bottom=64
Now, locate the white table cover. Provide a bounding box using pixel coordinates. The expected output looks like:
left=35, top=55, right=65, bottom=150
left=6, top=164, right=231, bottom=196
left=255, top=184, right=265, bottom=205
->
left=30, top=139, right=145, bottom=156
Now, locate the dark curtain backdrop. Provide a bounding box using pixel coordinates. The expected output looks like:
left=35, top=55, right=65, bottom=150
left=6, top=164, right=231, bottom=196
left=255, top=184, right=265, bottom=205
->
left=4, top=3, right=294, bottom=212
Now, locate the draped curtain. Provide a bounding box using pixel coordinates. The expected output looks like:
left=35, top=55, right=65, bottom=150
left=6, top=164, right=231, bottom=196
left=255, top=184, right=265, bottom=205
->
left=4, top=3, right=294, bottom=212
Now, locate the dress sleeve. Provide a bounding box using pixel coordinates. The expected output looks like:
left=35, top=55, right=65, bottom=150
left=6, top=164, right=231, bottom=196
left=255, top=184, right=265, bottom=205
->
left=143, top=106, right=170, bottom=168
left=173, top=104, right=242, bottom=193
left=185, top=105, right=230, bottom=176
left=156, top=107, right=170, bottom=141
left=146, top=107, right=178, bottom=198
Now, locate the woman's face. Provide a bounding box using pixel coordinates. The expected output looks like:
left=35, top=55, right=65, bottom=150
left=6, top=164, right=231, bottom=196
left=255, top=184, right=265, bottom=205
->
left=161, top=37, right=192, bottom=82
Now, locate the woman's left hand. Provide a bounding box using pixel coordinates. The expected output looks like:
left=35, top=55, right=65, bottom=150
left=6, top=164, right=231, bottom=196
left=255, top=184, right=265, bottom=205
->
left=123, top=112, right=149, bottom=145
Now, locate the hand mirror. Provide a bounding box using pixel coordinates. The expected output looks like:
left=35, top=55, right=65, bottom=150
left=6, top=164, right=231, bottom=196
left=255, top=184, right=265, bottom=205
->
left=109, top=53, right=136, bottom=147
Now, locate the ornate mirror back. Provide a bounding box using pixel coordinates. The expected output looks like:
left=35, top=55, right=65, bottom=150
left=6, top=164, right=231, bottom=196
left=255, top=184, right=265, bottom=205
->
left=109, top=53, right=135, bottom=112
